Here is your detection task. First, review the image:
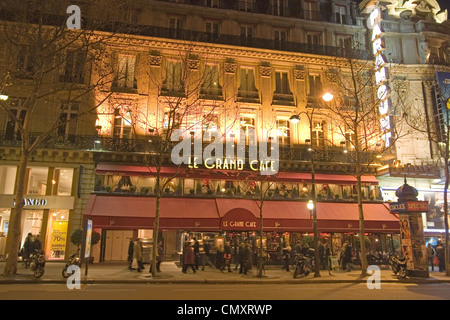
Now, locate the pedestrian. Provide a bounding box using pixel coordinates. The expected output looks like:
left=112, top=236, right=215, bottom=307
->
left=241, top=242, right=252, bottom=275
left=128, top=239, right=134, bottom=270
left=33, top=234, right=42, bottom=252
left=282, top=244, right=291, bottom=272
left=344, top=242, right=353, bottom=272
left=133, top=239, right=143, bottom=272
left=435, top=241, right=445, bottom=272
left=22, top=233, right=34, bottom=268
left=201, top=242, right=215, bottom=270
left=193, top=237, right=200, bottom=270
left=223, top=241, right=232, bottom=272
left=237, top=242, right=245, bottom=273
left=318, top=241, right=324, bottom=269
left=150, top=240, right=164, bottom=273
left=182, top=242, right=196, bottom=273
left=324, top=243, right=332, bottom=275
left=156, top=241, right=164, bottom=272
left=216, top=243, right=225, bottom=272
left=427, top=243, right=435, bottom=271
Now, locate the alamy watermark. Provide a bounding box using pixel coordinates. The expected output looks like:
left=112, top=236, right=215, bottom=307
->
left=170, top=128, right=279, bottom=175
left=66, top=265, right=81, bottom=290
left=66, top=5, right=81, bottom=30
left=366, top=265, right=381, bottom=290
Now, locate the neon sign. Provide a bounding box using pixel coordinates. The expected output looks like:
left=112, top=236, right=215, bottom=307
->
left=368, top=7, right=392, bottom=147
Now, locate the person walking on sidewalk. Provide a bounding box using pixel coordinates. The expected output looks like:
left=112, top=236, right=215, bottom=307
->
left=427, top=243, right=435, bottom=271
left=133, top=239, right=144, bottom=272
left=436, top=241, right=445, bottom=272
left=193, top=238, right=200, bottom=270
left=282, top=244, right=291, bottom=272
left=324, top=243, right=333, bottom=275
left=201, top=242, right=215, bottom=270
left=128, top=239, right=134, bottom=270
left=182, top=242, right=196, bottom=273
left=223, top=241, right=233, bottom=273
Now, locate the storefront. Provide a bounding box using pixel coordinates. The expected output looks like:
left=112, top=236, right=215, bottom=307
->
left=84, top=193, right=400, bottom=264
left=0, top=195, right=74, bottom=260
left=0, top=165, right=76, bottom=261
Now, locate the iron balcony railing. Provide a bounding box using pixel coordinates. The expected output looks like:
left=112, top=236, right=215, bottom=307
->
left=155, top=0, right=359, bottom=25
left=0, top=131, right=381, bottom=166
left=105, top=24, right=372, bottom=60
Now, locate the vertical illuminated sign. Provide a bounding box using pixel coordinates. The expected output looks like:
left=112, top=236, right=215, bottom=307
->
left=368, top=7, right=392, bottom=147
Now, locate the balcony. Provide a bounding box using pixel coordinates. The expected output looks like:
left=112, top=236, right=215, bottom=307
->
left=154, top=0, right=358, bottom=25
left=96, top=24, right=371, bottom=60
left=0, top=131, right=380, bottom=174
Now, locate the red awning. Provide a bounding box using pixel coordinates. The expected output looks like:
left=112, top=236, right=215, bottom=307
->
left=83, top=195, right=220, bottom=230
left=84, top=195, right=397, bottom=233
left=316, top=202, right=399, bottom=233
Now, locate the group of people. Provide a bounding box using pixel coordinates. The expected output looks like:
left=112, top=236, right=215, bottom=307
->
left=127, top=238, right=164, bottom=273
left=182, top=239, right=253, bottom=275
left=20, top=233, right=42, bottom=268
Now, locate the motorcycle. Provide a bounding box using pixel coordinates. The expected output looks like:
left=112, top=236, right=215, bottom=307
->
left=62, top=251, right=81, bottom=278
left=389, top=253, right=407, bottom=279
left=29, top=249, right=46, bottom=278
left=293, top=252, right=314, bottom=279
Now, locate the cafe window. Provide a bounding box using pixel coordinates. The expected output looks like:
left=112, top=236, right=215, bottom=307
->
left=0, top=165, right=17, bottom=194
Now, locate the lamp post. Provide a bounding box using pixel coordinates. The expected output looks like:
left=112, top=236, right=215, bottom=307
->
left=289, top=92, right=333, bottom=278
left=289, top=110, right=321, bottom=277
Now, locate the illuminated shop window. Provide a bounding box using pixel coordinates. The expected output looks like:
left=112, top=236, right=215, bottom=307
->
left=46, top=209, right=69, bottom=260
left=26, top=167, right=49, bottom=195
left=0, top=165, right=17, bottom=194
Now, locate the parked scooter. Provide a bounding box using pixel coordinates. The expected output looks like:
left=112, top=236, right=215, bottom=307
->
left=389, top=252, right=407, bottom=279
left=62, top=250, right=81, bottom=278
left=293, top=252, right=314, bottom=278
left=29, top=249, right=46, bottom=278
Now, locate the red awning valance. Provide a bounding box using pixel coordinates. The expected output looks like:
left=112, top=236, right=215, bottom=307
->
left=84, top=195, right=397, bottom=233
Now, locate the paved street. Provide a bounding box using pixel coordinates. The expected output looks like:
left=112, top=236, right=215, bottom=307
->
left=1, top=282, right=450, bottom=300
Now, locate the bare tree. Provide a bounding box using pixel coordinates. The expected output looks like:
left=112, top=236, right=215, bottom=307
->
left=129, top=45, right=237, bottom=277
left=321, top=54, right=405, bottom=275
left=0, top=0, right=128, bottom=276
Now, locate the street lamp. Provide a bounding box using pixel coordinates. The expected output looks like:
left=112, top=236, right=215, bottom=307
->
left=289, top=110, right=320, bottom=278
left=289, top=92, right=333, bottom=278
left=307, top=200, right=314, bottom=211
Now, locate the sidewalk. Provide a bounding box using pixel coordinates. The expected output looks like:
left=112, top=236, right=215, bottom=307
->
left=1, top=261, right=450, bottom=285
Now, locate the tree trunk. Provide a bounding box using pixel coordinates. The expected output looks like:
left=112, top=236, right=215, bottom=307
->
left=257, top=203, right=264, bottom=278
left=151, top=177, right=162, bottom=278
left=356, top=174, right=368, bottom=276
left=3, top=149, right=29, bottom=276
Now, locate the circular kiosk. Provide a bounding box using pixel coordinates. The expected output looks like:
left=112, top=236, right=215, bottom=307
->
left=389, top=179, right=430, bottom=277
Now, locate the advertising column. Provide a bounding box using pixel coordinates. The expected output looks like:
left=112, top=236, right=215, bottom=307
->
left=389, top=183, right=430, bottom=277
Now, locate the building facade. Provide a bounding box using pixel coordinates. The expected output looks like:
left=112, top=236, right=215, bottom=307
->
left=359, top=0, right=450, bottom=246
left=0, top=0, right=411, bottom=263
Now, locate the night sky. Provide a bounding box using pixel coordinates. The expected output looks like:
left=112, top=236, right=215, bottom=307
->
left=439, top=0, right=450, bottom=13
left=357, top=0, right=450, bottom=14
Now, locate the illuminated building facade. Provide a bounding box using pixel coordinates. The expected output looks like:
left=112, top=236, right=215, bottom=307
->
left=0, top=0, right=421, bottom=262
